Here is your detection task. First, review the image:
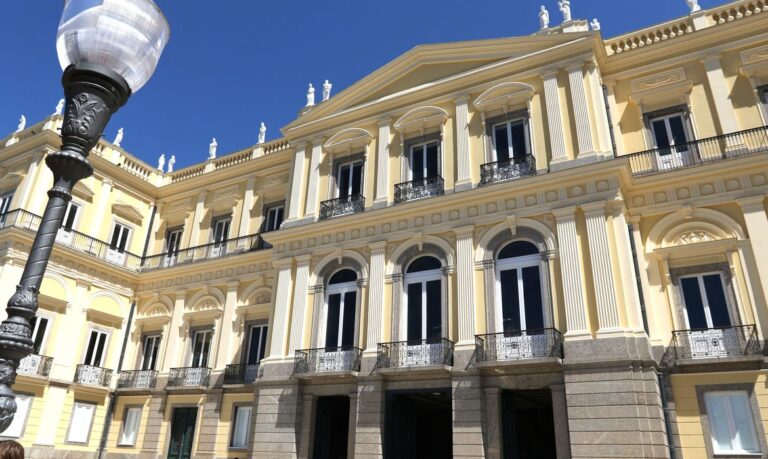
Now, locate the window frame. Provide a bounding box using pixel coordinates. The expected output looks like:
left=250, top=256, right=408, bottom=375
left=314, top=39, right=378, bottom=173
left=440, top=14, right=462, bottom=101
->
left=140, top=334, right=162, bottom=371
left=407, top=139, right=441, bottom=181
left=164, top=227, right=183, bottom=254
left=0, top=392, right=33, bottom=439
left=211, top=214, right=232, bottom=244
left=108, top=219, right=133, bottom=253
left=82, top=327, right=110, bottom=367
left=189, top=328, right=213, bottom=368
left=678, top=271, right=734, bottom=330
left=244, top=323, right=268, bottom=366
left=263, top=203, right=285, bottom=233
left=117, top=405, right=143, bottom=447
left=490, top=117, right=531, bottom=163
left=321, top=271, right=358, bottom=349
left=335, top=159, right=364, bottom=199
left=30, top=312, right=53, bottom=355
left=61, top=200, right=82, bottom=232
left=697, top=385, right=766, bottom=457
left=402, top=259, right=444, bottom=341
left=229, top=404, right=253, bottom=449
left=66, top=401, right=97, bottom=445
left=494, top=251, right=545, bottom=333
left=0, top=192, right=14, bottom=225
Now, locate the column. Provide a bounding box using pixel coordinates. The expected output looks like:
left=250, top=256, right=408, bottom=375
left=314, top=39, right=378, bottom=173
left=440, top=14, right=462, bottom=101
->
left=238, top=177, right=256, bottom=237
left=702, top=55, right=741, bottom=136
left=12, top=152, right=43, bottom=211
left=214, top=282, right=238, bottom=369
left=366, top=242, right=387, bottom=351
left=455, top=226, right=475, bottom=345
left=267, top=259, right=294, bottom=360
left=162, top=291, right=187, bottom=371
left=286, top=142, right=308, bottom=222
left=553, top=207, right=589, bottom=336
left=603, top=80, right=625, bottom=156
left=566, top=63, right=596, bottom=158
left=586, top=62, right=612, bottom=156
left=304, top=140, right=324, bottom=218
left=582, top=202, right=621, bottom=333
left=374, top=119, right=391, bottom=208
left=289, top=255, right=311, bottom=353
left=543, top=70, right=568, bottom=164
left=611, top=208, right=645, bottom=332
left=737, top=196, right=768, bottom=333
left=455, top=95, right=472, bottom=191
left=92, top=178, right=113, bottom=240
left=187, top=190, right=208, bottom=247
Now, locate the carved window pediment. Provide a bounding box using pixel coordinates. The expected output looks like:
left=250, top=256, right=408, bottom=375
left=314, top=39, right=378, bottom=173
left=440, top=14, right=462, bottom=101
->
left=323, top=128, right=374, bottom=154
left=112, top=201, right=144, bottom=225
left=473, top=82, right=535, bottom=114
left=393, top=106, right=449, bottom=136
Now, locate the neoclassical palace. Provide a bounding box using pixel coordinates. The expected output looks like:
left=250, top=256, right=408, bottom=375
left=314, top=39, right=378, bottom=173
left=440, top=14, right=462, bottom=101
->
left=1, top=1, right=768, bottom=458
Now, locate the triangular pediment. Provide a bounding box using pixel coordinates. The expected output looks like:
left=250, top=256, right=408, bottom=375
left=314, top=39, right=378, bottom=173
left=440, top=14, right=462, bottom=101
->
left=112, top=201, right=144, bottom=225
left=284, top=33, right=594, bottom=133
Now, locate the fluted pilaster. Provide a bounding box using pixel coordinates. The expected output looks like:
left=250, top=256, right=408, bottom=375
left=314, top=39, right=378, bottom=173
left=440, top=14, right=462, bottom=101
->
left=543, top=71, right=568, bottom=164
left=566, top=63, right=596, bottom=158
left=366, top=242, right=387, bottom=351
left=288, top=255, right=311, bottom=353
left=267, top=259, right=294, bottom=359
left=455, top=95, right=472, bottom=191
left=286, top=143, right=307, bottom=222
left=374, top=120, right=391, bottom=207
left=455, top=226, right=475, bottom=344
left=582, top=202, right=620, bottom=333
left=554, top=207, right=589, bottom=336
left=304, top=141, right=324, bottom=218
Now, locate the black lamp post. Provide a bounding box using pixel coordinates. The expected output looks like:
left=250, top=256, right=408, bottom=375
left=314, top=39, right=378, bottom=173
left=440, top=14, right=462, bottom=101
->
left=0, top=0, right=169, bottom=432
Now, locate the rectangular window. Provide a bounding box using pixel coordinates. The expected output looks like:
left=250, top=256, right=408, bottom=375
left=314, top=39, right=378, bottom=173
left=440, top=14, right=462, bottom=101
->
left=336, top=161, right=363, bottom=198
left=408, top=141, right=439, bottom=181
left=264, top=205, right=284, bottom=232
left=680, top=273, right=732, bottom=330
left=165, top=228, right=183, bottom=254
left=83, top=329, right=108, bottom=367
left=118, top=407, right=142, bottom=446
left=3, top=393, right=32, bottom=438
left=61, top=202, right=80, bottom=231
left=211, top=216, right=231, bottom=244
left=190, top=330, right=212, bottom=368
left=246, top=324, right=268, bottom=366
left=30, top=315, right=50, bottom=355
left=705, top=391, right=760, bottom=455
left=67, top=402, right=96, bottom=444
left=492, top=119, right=530, bottom=163
left=141, top=335, right=161, bottom=371
left=649, top=112, right=691, bottom=152
left=0, top=193, right=13, bottom=224
left=230, top=405, right=252, bottom=448
left=109, top=222, right=132, bottom=252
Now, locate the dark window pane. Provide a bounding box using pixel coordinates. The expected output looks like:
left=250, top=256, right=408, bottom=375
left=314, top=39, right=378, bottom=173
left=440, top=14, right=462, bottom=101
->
left=406, top=256, right=442, bottom=273
left=338, top=165, right=351, bottom=198
left=258, top=326, right=268, bottom=362
left=85, top=332, right=97, bottom=364
left=703, top=275, right=731, bottom=327
left=411, top=146, right=424, bottom=181
left=118, top=228, right=129, bottom=251
left=426, top=280, right=442, bottom=339
left=498, top=241, right=539, bottom=259
left=500, top=269, right=521, bottom=332
left=494, top=124, right=510, bottom=162
left=247, top=327, right=262, bottom=365
left=351, top=163, right=363, bottom=195
left=668, top=115, right=689, bottom=146
left=426, top=143, right=439, bottom=178
left=329, top=269, right=357, bottom=284
left=652, top=119, right=671, bottom=151
left=510, top=122, right=527, bottom=161
left=522, top=267, right=544, bottom=330
left=681, top=277, right=708, bottom=329
left=110, top=225, right=121, bottom=247
left=94, top=333, right=106, bottom=366
left=31, top=317, right=47, bottom=354
left=64, top=205, right=77, bottom=230
left=326, top=294, right=342, bottom=348
left=341, top=291, right=357, bottom=346
left=407, top=282, right=422, bottom=341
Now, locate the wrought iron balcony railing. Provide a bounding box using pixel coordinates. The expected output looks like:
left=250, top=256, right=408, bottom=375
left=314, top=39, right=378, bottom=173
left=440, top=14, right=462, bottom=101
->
left=319, top=194, right=365, bottom=220
left=479, top=154, right=537, bottom=186
left=665, top=325, right=762, bottom=364
left=141, top=233, right=263, bottom=271
left=627, top=125, right=768, bottom=177
left=74, top=364, right=113, bottom=387
left=224, top=364, right=260, bottom=384
left=377, top=338, right=454, bottom=369
left=17, top=354, right=53, bottom=378
left=294, top=347, right=363, bottom=374
left=394, top=176, right=445, bottom=204
left=117, top=369, right=158, bottom=389
left=167, top=367, right=211, bottom=387
left=0, top=209, right=143, bottom=270
left=475, top=329, right=563, bottom=363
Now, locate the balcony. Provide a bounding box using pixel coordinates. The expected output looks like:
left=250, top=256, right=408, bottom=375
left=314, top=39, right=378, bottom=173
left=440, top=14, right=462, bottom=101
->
left=665, top=325, right=763, bottom=368
left=117, top=370, right=158, bottom=389
left=377, top=338, right=454, bottom=370
left=627, top=125, right=768, bottom=177
left=479, top=154, right=537, bottom=187
left=474, top=329, right=563, bottom=371
left=0, top=209, right=142, bottom=270
left=141, top=233, right=263, bottom=271
left=167, top=367, right=211, bottom=388
left=394, top=176, right=445, bottom=204
left=74, top=364, right=112, bottom=387
left=294, top=347, right=362, bottom=377
left=319, top=194, right=365, bottom=220
left=224, top=364, right=260, bottom=385
left=17, top=354, right=52, bottom=378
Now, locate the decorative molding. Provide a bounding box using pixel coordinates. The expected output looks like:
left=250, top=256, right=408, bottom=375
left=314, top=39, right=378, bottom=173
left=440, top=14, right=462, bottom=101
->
left=673, top=230, right=716, bottom=245
left=631, top=68, right=687, bottom=92
left=323, top=128, right=374, bottom=154
left=393, top=106, right=449, bottom=136
left=111, top=201, right=144, bottom=225
left=72, top=180, right=96, bottom=202
left=473, top=82, right=535, bottom=113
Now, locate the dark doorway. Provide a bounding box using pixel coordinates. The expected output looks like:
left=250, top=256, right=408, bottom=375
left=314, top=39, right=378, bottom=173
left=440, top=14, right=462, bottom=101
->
left=312, top=396, right=350, bottom=459
left=501, top=390, right=556, bottom=459
left=167, top=407, right=198, bottom=459
left=384, top=389, right=452, bottom=459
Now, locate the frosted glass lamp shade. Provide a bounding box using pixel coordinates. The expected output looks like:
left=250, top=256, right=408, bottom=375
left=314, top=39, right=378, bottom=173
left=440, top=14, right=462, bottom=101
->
left=56, top=0, right=170, bottom=92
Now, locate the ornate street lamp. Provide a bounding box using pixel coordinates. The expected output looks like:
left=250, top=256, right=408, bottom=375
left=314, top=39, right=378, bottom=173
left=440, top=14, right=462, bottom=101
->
left=0, top=0, right=169, bottom=431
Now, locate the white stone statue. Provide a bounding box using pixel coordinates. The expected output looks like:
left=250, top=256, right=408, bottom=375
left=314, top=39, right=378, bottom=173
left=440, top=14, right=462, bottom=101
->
left=113, top=127, right=124, bottom=147
left=306, top=83, right=315, bottom=107
left=157, top=153, right=166, bottom=171
left=55, top=99, right=65, bottom=116
left=168, top=155, right=176, bottom=173
left=322, top=80, right=332, bottom=101
left=16, top=115, right=26, bottom=132
left=590, top=18, right=601, bottom=31
left=558, top=0, right=572, bottom=22
left=209, top=138, right=218, bottom=159
left=686, top=0, right=701, bottom=13
left=539, top=6, right=550, bottom=29
left=258, top=122, right=266, bottom=144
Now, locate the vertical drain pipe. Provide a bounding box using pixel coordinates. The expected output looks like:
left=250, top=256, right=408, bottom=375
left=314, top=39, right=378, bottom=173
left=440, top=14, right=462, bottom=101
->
left=97, top=204, right=157, bottom=458
left=657, top=372, right=677, bottom=459
left=627, top=223, right=649, bottom=334
left=603, top=84, right=618, bottom=158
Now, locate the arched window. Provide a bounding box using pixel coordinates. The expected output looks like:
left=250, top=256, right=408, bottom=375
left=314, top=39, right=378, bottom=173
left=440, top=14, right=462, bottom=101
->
left=321, top=269, right=358, bottom=349
left=495, top=241, right=544, bottom=333
left=404, top=256, right=443, bottom=341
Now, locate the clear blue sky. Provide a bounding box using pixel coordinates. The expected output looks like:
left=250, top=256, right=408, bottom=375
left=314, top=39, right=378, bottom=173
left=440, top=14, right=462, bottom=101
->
left=0, top=0, right=717, bottom=169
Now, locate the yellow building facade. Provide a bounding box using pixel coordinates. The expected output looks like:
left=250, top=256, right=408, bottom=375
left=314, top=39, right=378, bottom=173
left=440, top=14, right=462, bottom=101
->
left=1, top=1, right=767, bottom=458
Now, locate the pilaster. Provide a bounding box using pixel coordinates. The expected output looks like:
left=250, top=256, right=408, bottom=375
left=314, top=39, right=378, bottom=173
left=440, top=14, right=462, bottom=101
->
left=237, top=177, right=256, bottom=238
left=214, top=281, right=239, bottom=370
left=266, top=258, right=294, bottom=360
left=12, top=153, right=43, bottom=211
left=737, top=196, right=768, bottom=335
left=304, top=140, right=324, bottom=218
left=286, top=142, right=308, bottom=223
left=366, top=242, right=387, bottom=352
left=92, top=178, right=114, bottom=240
left=543, top=70, right=568, bottom=165
left=586, top=62, right=612, bottom=156
left=288, top=255, right=311, bottom=353
left=553, top=207, right=590, bottom=337
left=582, top=202, right=621, bottom=334
left=454, top=226, right=476, bottom=345
left=566, top=63, right=597, bottom=159
left=374, top=119, right=391, bottom=208
left=702, top=55, right=741, bottom=136
left=455, top=95, right=473, bottom=191
left=187, top=190, right=208, bottom=247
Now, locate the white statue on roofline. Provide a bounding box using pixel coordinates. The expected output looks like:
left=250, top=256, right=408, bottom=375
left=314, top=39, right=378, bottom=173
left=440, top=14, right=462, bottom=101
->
left=558, top=0, right=572, bottom=22
left=209, top=138, right=218, bottom=159
left=306, top=84, right=315, bottom=107
left=113, top=127, right=124, bottom=147
left=539, top=6, right=550, bottom=29
left=686, top=0, right=701, bottom=13
left=168, top=155, right=176, bottom=172
left=157, top=153, right=166, bottom=171
left=16, top=115, right=26, bottom=133
left=259, top=122, right=266, bottom=144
